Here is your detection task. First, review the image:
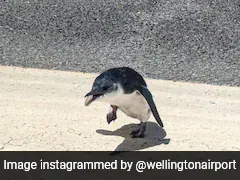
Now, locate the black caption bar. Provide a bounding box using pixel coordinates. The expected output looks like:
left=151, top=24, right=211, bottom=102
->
left=0, top=151, right=239, bottom=179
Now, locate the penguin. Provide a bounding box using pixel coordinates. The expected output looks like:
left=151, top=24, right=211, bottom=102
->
left=84, top=67, right=164, bottom=138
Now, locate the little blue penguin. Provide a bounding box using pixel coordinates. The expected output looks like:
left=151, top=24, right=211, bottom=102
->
left=84, top=67, right=164, bottom=138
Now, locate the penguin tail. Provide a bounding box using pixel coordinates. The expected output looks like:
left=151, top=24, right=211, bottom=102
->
left=137, top=85, right=164, bottom=128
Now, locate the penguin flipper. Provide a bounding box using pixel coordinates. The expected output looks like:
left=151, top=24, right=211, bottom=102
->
left=137, top=85, right=164, bottom=128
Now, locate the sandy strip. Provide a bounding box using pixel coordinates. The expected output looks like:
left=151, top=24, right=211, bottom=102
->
left=0, top=66, right=239, bottom=151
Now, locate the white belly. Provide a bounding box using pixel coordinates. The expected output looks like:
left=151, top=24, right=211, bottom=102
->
left=99, top=90, right=151, bottom=122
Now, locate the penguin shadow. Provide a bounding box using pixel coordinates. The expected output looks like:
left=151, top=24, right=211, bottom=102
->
left=96, top=122, right=170, bottom=152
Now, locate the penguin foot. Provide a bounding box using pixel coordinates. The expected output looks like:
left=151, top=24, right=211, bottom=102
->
left=130, top=126, right=140, bottom=135
left=106, top=105, right=118, bottom=124
left=131, top=122, right=146, bottom=138
left=106, top=113, right=117, bottom=124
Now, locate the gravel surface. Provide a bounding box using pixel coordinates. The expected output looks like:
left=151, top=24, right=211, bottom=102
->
left=1, top=0, right=240, bottom=86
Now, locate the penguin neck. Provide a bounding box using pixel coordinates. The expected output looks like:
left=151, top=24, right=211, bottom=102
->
left=98, top=83, right=126, bottom=106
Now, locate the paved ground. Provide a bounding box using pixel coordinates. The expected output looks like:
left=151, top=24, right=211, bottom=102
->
left=0, top=66, right=239, bottom=151
left=1, top=0, right=240, bottom=86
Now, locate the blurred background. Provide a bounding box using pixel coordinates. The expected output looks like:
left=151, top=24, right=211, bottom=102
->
left=1, top=0, right=239, bottom=86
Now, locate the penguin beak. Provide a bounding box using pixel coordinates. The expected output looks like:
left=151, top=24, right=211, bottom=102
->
left=84, top=90, right=104, bottom=106
left=84, top=91, right=94, bottom=98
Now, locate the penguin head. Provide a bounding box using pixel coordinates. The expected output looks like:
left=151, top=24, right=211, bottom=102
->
left=84, top=75, right=118, bottom=106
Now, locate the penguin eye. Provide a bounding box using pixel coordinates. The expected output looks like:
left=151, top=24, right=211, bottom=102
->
left=103, top=86, right=108, bottom=91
